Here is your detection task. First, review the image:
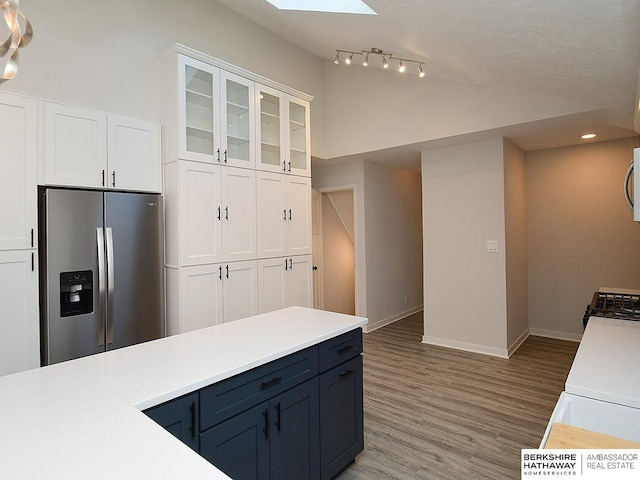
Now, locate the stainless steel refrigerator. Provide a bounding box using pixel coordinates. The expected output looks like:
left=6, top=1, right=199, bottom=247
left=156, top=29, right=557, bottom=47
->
left=39, top=188, right=165, bottom=365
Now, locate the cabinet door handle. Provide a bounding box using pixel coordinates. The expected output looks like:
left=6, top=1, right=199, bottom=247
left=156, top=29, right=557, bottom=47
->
left=283, top=209, right=287, bottom=221
left=188, top=401, right=196, bottom=438
left=289, top=258, right=292, bottom=270
left=101, top=169, right=105, bottom=186
left=112, top=171, right=116, bottom=188
left=218, top=266, right=222, bottom=280
left=217, top=206, right=221, bottom=221
left=225, top=264, right=229, bottom=279
left=260, top=376, right=282, bottom=390
left=262, top=408, right=269, bottom=439
left=31, top=252, right=34, bottom=272
left=284, top=258, right=288, bottom=271
left=31, top=228, right=34, bottom=248
left=282, top=161, right=286, bottom=172
left=224, top=149, right=227, bottom=163
left=337, top=345, right=354, bottom=355
left=225, top=206, right=229, bottom=220
left=217, top=148, right=221, bottom=163
left=288, top=209, right=292, bottom=221
left=339, top=369, right=354, bottom=380
left=275, top=402, right=281, bottom=432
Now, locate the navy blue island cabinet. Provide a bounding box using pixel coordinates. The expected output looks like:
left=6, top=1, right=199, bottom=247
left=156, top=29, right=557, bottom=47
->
left=144, top=328, right=363, bottom=480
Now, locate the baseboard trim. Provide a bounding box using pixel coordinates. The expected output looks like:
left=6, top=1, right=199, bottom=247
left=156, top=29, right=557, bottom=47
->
left=364, top=305, right=423, bottom=333
left=529, top=328, right=582, bottom=342
left=421, top=335, right=509, bottom=359
left=507, top=328, right=530, bottom=358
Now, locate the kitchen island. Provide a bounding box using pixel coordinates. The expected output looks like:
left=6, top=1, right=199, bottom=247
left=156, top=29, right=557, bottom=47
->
left=0, top=307, right=367, bottom=479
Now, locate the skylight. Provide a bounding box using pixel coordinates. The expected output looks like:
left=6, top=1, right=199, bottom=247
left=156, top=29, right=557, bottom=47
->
left=264, top=0, right=377, bottom=15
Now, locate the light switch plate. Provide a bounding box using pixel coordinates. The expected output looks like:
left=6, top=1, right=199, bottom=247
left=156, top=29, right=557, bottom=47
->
left=487, top=240, right=499, bottom=253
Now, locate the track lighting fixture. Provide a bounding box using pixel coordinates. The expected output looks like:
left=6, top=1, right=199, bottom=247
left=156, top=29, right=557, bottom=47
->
left=333, top=48, right=426, bottom=78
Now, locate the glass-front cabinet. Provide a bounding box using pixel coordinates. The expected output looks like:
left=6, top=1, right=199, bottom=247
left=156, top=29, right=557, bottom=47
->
left=220, top=71, right=255, bottom=169
left=178, top=55, right=220, bottom=163
left=257, top=84, right=310, bottom=177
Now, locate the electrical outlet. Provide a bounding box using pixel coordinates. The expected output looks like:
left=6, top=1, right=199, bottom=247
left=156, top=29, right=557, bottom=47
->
left=486, top=240, right=499, bottom=253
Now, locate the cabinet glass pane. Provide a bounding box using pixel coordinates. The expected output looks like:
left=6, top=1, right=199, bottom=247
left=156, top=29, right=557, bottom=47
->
left=289, top=102, right=307, bottom=171
left=260, top=91, right=281, bottom=168
left=226, top=79, right=250, bottom=162
left=185, top=66, right=214, bottom=155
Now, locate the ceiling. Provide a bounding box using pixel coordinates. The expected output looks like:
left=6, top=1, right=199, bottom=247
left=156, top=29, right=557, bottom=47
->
left=215, top=0, right=640, bottom=167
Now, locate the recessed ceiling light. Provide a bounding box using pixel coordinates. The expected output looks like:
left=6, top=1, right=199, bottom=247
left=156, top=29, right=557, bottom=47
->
left=581, top=133, right=597, bottom=139
left=264, top=0, right=376, bottom=15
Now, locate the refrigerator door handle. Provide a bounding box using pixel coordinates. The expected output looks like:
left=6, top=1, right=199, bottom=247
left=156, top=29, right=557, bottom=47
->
left=106, top=227, right=115, bottom=345
left=97, top=227, right=106, bottom=347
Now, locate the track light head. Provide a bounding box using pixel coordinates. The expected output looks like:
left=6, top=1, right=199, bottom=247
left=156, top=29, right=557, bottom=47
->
left=418, top=63, right=425, bottom=78
left=382, top=55, right=389, bottom=69
left=334, top=51, right=340, bottom=64
left=398, top=60, right=405, bottom=73
left=345, top=53, right=353, bottom=65
left=363, top=52, right=369, bottom=67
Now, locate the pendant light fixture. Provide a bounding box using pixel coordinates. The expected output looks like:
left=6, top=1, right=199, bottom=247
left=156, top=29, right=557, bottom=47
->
left=0, top=0, right=33, bottom=84
left=334, top=47, right=426, bottom=78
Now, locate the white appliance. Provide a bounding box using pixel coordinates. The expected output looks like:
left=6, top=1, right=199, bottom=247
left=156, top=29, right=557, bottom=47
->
left=625, top=147, right=640, bottom=222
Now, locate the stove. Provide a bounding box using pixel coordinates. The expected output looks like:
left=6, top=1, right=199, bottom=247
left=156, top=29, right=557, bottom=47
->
left=583, top=291, right=640, bottom=327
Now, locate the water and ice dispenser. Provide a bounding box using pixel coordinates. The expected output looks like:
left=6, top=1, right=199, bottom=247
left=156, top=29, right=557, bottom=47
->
left=59, top=270, right=93, bottom=317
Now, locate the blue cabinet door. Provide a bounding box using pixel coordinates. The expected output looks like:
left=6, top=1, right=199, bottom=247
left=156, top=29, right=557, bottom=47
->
left=319, top=355, right=364, bottom=479
left=143, top=392, right=199, bottom=452
left=270, top=379, right=320, bottom=480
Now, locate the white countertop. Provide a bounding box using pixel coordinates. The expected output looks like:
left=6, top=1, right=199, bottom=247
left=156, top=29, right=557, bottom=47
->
left=565, top=317, right=640, bottom=408
left=0, top=307, right=367, bottom=479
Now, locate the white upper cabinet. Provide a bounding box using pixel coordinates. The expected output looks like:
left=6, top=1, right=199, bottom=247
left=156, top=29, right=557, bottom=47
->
left=107, top=114, right=161, bottom=192
left=0, top=93, right=37, bottom=250
left=43, top=102, right=160, bottom=192
left=220, top=71, right=255, bottom=169
left=43, top=102, right=107, bottom=189
left=177, top=55, right=221, bottom=163
left=256, top=84, right=311, bottom=177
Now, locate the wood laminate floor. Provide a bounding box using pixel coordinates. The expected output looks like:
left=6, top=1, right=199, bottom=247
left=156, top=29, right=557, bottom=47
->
left=338, top=312, right=579, bottom=480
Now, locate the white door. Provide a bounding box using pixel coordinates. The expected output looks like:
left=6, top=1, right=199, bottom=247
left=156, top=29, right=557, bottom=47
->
left=257, top=257, right=287, bottom=314
left=179, top=264, right=224, bottom=332
left=179, top=161, right=223, bottom=265
left=107, top=114, right=161, bottom=192
left=311, top=189, right=324, bottom=310
left=256, top=171, right=287, bottom=258
left=223, top=260, right=258, bottom=323
left=222, top=167, right=257, bottom=262
left=0, top=93, right=37, bottom=250
left=220, top=71, right=255, bottom=169
left=256, top=84, right=286, bottom=174
left=178, top=55, right=220, bottom=163
left=0, top=250, right=39, bottom=376
left=287, top=255, right=313, bottom=308
left=43, top=102, right=107, bottom=188
left=286, top=176, right=312, bottom=255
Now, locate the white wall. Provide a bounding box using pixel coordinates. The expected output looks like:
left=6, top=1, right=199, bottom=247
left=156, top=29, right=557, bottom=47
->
left=526, top=137, right=640, bottom=339
left=363, top=162, right=423, bottom=330
left=503, top=139, right=529, bottom=352
left=422, top=138, right=509, bottom=356
left=7, top=0, right=326, bottom=154
left=321, top=63, right=600, bottom=160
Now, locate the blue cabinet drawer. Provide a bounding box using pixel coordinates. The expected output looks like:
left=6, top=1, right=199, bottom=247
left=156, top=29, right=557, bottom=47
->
left=200, top=345, right=319, bottom=430
left=318, top=328, right=362, bottom=373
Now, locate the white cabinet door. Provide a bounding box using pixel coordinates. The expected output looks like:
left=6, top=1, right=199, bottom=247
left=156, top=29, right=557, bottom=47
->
left=43, top=102, right=107, bottom=188
left=222, top=167, right=257, bottom=262
left=178, top=54, right=220, bottom=163
left=220, top=71, right=255, bottom=169
left=0, top=93, right=37, bottom=251
left=286, top=176, right=312, bottom=255
left=178, top=161, right=223, bottom=265
left=288, top=255, right=313, bottom=308
left=256, top=84, right=286, bottom=174
left=286, top=96, right=310, bottom=177
left=107, top=114, right=161, bottom=192
left=179, top=264, right=224, bottom=332
left=223, top=260, right=258, bottom=323
left=256, top=171, right=287, bottom=258
left=0, top=250, right=39, bottom=376
left=257, top=257, right=287, bottom=314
